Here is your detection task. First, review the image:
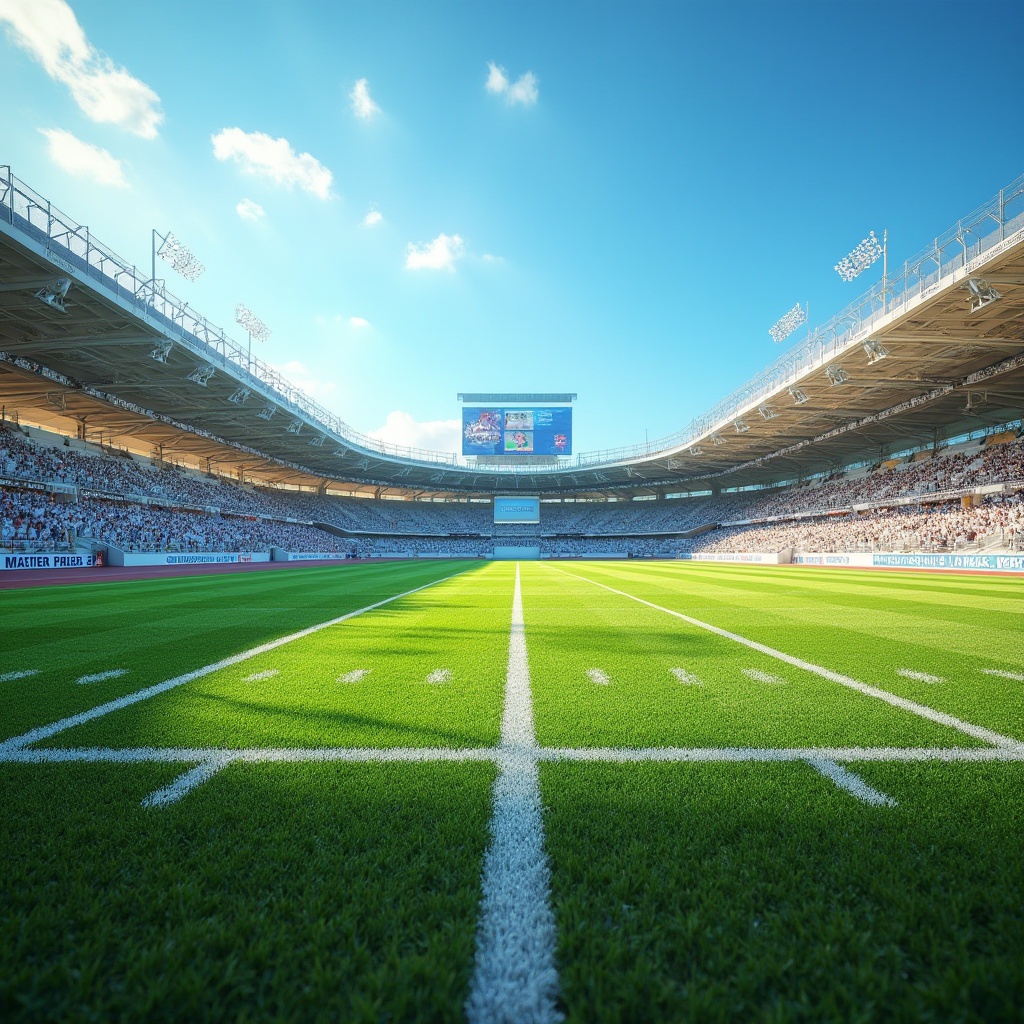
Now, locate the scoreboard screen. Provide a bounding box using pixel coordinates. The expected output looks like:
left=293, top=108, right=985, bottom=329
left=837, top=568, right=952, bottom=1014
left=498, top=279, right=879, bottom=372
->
left=462, top=406, right=572, bottom=456
left=494, top=496, right=540, bottom=524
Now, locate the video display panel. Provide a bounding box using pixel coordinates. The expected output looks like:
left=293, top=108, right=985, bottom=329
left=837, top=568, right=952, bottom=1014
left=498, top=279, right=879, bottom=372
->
left=494, top=496, right=540, bottom=524
left=462, top=406, right=572, bottom=456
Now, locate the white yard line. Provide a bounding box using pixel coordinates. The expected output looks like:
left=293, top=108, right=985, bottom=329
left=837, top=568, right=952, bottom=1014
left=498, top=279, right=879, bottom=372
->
left=982, top=668, right=1024, bottom=682
left=587, top=668, right=610, bottom=685
left=536, top=746, right=1024, bottom=763
left=552, top=568, right=1024, bottom=752
left=141, top=757, right=232, bottom=808
left=338, top=669, right=371, bottom=683
left=245, top=670, right=280, bottom=682
left=76, top=669, right=129, bottom=685
left=426, top=669, right=452, bottom=684
left=466, top=564, right=562, bottom=1024
left=670, top=668, right=702, bottom=685
left=742, top=668, right=786, bottom=685
left=0, top=669, right=39, bottom=682
left=0, top=569, right=469, bottom=754
left=804, top=758, right=897, bottom=807
left=897, top=669, right=942, bottom=683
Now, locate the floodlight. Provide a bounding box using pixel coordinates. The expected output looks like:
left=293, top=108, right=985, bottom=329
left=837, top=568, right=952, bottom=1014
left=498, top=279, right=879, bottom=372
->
left=834, top=231, right=883, bottom=282
left=287, top=419, right=303, bottom=435
left=155, top=231, right=205, bottom=282
left=825, top=364, right=851, bottom=385
left=691, top=445, right=703, bottom=455
left=734, top=419, right=750, bottom=433
left=863, top=339, right=889, bottom=364
left=149, top=339, right=173, bottom=363
left=257, top=405, right=277, bottom=421
left=34, top=277, right=71, bottom=313
left=788, top=386, right=809, bottom=404
left=768, top=303, right=807, bottom=344
left=710, top=433, right=725, bottom=446
left=964, top=277, right=1002, bottom=314
left=227, top=387, right=251, bottom=405
left=309, top=434, right=327, bottom=447
left=758, top=404, right=779, bottom=419
left=186, top=365, right=215, bottom=386
left=235, top=304, right=271, bottom=343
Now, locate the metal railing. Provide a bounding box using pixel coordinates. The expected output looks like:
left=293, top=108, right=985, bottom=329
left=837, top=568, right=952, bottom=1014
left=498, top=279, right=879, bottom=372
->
left=2, top=164, right=1022, bottom=476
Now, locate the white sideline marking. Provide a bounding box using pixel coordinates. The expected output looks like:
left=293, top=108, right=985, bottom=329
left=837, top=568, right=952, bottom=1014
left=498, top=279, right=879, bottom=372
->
left=587, top=668, right=610, bottom=685
left=552, top=568, right=1024, bottom=752
left=466, top=564, right=561, bottom=1024
left=245, top=670, right=280, bottom=682
left=0, top=569, right=469, bottom=754
left=426, top=669, right=452, bottom=684
left=76, top=669, right=129, bottom=685
left=141, top=758, right=230, bottom=808
left=4, top=743, right=1024, bottom=767
left=805, top=758, right=897, bottom=807
left=742, top=668, right=785, bottom=685
left=982, top=668, right=1024, bottom=682
left=897, top=668, right=942, bottom=684
left=338, top=669, right=371, bottom=683
left=0, top=670, right=39, bottom=682
left=670, top=667, right=702, bottom=685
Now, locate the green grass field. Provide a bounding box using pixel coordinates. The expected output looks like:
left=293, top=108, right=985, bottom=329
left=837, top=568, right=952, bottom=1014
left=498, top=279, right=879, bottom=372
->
left=2, top=559, right=1023, bottom=1022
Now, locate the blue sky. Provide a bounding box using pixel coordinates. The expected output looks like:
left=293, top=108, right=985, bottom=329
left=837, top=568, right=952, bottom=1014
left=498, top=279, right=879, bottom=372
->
left=1, top=0, right=1022, bottom=457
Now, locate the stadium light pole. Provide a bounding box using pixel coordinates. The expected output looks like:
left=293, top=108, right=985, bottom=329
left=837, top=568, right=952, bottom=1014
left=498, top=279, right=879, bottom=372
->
left=235, top=304, right=271, bottom=370
left=768, top=302, right=808, bottom=344
left=150, top=229, right=205, bottom=303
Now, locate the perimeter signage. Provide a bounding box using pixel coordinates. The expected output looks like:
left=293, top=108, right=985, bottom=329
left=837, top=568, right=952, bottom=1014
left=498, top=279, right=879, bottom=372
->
left=1, top=553, right=96, bottom=571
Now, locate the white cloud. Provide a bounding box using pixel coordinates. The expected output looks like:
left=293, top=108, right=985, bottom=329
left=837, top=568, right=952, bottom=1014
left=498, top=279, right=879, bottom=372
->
left=405, top=233, right=464, bottom=271
left=211, top=128, right=333, bottom=199
left=236, top=198, right=265, bottom=221
left=270, top=360, right=336, bottom=401
left=349, top=78, right=381, bottom=119
left=349, top=316, right=369, bottom=328
left=39, top=128, right=127, bottom=187
left=485, top=61, right=538, bottom=106
left=1, top=0, right=163, bottom=137
left=486, top=62, right=509, bottom=95
left=363, top=208, right=383, bottom=227
left=370, top=411, right=461, bottom=455
left=482, top=253, right=502, bottom=263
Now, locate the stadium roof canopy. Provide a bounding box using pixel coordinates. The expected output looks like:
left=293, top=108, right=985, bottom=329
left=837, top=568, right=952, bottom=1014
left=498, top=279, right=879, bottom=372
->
left=1, top=165, right=1022, bottom=498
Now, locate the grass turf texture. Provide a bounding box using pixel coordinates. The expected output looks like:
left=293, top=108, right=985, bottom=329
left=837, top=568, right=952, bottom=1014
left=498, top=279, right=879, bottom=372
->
left=553, top=562, right=1024, bottom=743
left=0, top=560, right=471, bottom=742
left=540, top=761, right=1024, bottom=1022
left=3, top=558, right=1024, bottom=1021
left=51, top=562, right=512, bottom=750
left=0, top=760, right=495, bottom=1023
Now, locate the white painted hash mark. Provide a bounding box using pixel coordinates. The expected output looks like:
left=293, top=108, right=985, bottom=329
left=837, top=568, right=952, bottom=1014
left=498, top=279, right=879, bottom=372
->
left=552, top=567, right=1024, bottom=752
left=466, top=564, right=561, bottom=1024
left=426, top=669, right=452, bottom=684
left=0, top=568, right=471, bottom=755
left=0, top=669, right=39, bottom=682
left=982, top=669, right=1024, bottom=682
left=670, top=667, right=702, bottom=685
left=76, top=669, right=129, bottom=685
left=244, top=669, right=280, bottom=682
left=897, top=668, right=942, bottom=684
left=742, top=668, right=785, bottom=684
left=805, top=758, right=897, bottom=807
left=587, top=668, right=610, bottom=685
left=339, top=669, right=371, bottom=683
left=141, top=758, right=230, bottom=808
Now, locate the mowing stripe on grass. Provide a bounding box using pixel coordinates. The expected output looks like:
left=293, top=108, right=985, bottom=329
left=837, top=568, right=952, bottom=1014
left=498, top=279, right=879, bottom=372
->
left=742, top=668, right=785, bottom=685
left=76, top=669, right=129, bottom=685
left=587, top=668, right=610, bottom=685
left=897, top=669, right=942, bottom=683
left=552, top=567, right=1024, bottom=752
left=141, top=758, right=230, bottom=808
left=0, top=670, right=39, bottom=682
left=805, top=757, right=897, bottom=806
left=982, top=668, right=1024, bottom=681
left=0, top=569, right=471, bottom=753
left=466, top=565, right=561, bottom=1024
left=670, top=667, right=702, bottom=685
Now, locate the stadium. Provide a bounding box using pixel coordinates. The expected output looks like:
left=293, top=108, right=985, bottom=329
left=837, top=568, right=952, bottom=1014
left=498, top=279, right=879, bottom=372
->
left=2, top=3, right=1024, bottom=1022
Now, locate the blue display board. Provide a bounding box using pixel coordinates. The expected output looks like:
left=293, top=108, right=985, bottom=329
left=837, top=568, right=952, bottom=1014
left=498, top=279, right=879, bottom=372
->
left=494, top=496, right=540, bottom=524
left=462, top=406, right=572, bottom=456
